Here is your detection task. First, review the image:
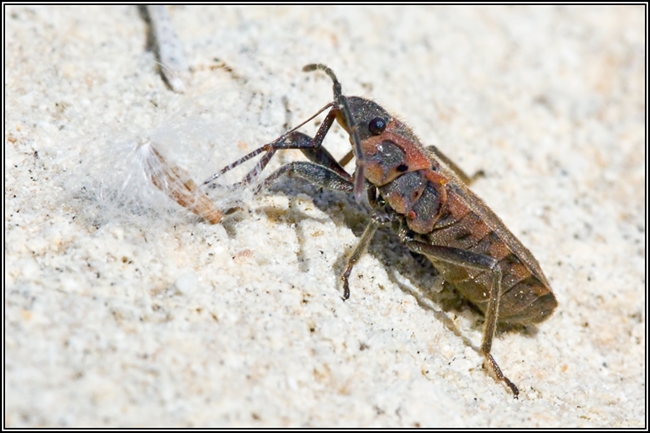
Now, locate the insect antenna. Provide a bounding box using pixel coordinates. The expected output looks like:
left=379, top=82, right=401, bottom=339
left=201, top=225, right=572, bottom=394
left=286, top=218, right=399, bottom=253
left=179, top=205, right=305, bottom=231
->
left=303, top=64, right=366, bottom=202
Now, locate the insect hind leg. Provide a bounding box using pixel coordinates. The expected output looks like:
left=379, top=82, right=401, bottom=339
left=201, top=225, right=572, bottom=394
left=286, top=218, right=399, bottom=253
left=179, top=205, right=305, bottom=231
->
left=401, top=240, right=519, bottom=398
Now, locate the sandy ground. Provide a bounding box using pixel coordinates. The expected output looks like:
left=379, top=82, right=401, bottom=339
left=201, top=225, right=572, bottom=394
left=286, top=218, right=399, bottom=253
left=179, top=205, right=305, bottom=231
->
left=5, top=5, right=645, bottom=427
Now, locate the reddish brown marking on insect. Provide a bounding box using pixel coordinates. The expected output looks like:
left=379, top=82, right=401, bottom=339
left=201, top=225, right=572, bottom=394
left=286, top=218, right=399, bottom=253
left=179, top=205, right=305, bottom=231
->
left=424, top=170, right=448, bottom=186
left=471, top=219, right=492, bottom=242
left=438, top=190, right=471, bottom=224
left=486, top=238, right=511, bottom=261
left=384, top=177, right=426, bottom=214
left=382, top=120, right=433, bottom=171
left=360, top=122, right=432, bottom=187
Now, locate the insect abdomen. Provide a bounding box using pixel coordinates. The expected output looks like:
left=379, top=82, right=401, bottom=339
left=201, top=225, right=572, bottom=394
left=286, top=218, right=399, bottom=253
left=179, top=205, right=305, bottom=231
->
left=426, top=193, right=557, bottom=325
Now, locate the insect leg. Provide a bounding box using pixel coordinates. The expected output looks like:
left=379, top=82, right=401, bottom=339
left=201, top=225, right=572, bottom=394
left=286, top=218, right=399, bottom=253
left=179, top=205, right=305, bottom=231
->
left=304, top=64, right=366, bottom=202
left=340, top=212, right=392, bottom=300
left=424, top=146, right=484, bottom=185
left=296, top=133, right=353, bottom=181
left=256, top=160, right=354, bottom=195
left=400, top=241, right=519, bottom=398
left=254, top=159, right=388, bottom=301
left=203, top=102, right=337, bottom=187
left=337, top=150, right=354, bottom=168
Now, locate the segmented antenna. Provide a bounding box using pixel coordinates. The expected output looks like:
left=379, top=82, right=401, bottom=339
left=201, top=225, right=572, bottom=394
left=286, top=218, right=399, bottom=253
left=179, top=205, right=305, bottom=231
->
left=303, top=64, right=366, bottom=202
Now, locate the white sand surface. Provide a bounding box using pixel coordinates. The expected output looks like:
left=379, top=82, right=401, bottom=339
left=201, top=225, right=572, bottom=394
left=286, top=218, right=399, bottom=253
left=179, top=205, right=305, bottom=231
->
left=5, top=5, right=645, bottom=427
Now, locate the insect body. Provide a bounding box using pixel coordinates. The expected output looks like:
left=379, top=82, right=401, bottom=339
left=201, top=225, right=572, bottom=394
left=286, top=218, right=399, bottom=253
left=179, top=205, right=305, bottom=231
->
left=206, top=64, right=557, bottom=397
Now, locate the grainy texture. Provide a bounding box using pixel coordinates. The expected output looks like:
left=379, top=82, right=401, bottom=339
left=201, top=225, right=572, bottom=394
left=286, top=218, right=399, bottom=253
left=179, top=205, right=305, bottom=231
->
left=5, top=5, right=644, bottom=427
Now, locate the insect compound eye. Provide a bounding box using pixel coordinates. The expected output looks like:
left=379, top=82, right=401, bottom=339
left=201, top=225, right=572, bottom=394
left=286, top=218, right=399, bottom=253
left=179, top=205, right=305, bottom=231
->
left=368, top=117, right=387, bottom=135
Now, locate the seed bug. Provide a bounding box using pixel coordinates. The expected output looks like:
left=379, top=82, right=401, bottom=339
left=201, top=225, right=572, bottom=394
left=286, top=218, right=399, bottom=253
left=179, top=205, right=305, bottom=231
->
left=205, top=64, right=558, bottom=397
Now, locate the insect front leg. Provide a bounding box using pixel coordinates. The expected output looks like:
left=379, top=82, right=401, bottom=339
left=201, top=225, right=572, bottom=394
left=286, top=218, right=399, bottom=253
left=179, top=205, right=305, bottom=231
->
left=257, top=159, right=354, bottom=195
left=400, top=240, right=519, bottom=398
left=204, top=107, right=341, bottom=188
